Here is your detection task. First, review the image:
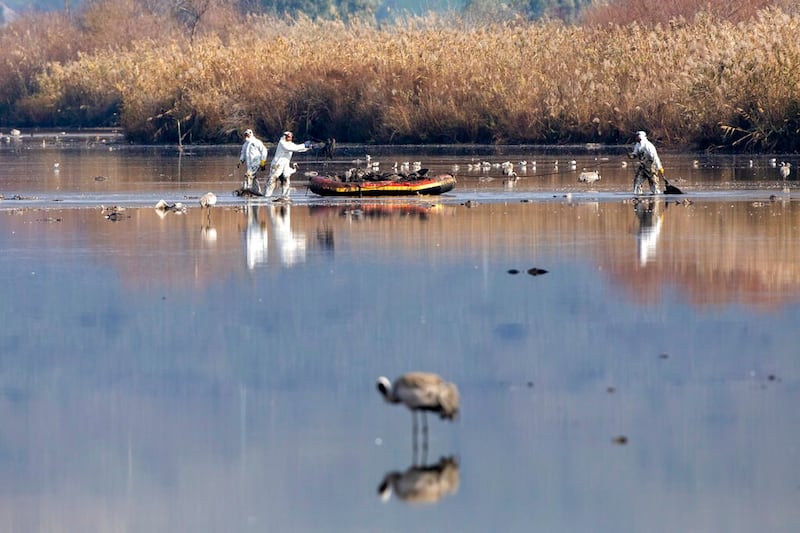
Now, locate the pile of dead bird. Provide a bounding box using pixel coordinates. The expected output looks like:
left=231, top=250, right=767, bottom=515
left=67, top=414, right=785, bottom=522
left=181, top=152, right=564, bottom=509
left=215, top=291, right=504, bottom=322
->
left=333, top=168, right=431, bottom=183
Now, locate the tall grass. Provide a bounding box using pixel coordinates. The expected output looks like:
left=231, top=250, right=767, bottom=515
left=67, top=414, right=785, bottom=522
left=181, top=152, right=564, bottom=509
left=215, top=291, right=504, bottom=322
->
left=3, top=5, right=800, bottom=150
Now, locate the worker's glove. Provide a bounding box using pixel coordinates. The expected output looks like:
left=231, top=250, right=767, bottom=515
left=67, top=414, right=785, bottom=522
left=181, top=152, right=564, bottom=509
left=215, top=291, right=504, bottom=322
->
left=259, top=160, right=266, bottom=171
left=304, top=140, right=312, bottom=148
left=658, top=168, right=665, bottom=176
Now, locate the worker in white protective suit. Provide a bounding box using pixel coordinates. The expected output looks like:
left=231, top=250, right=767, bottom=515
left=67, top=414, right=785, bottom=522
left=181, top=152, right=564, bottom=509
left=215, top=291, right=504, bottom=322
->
left=238, top=129, right=269, bottom=194
left=629, top=130, right=664, bottom=195
left=266, top=131, right=315, bottom=201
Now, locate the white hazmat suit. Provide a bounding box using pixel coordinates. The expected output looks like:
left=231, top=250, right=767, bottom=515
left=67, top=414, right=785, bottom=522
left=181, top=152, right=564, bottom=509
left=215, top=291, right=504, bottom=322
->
left=239, top=129, right=269, bottom=193
left=629, top=131, right=664, bottom=195
left=266, top=131, right=312, bottom=200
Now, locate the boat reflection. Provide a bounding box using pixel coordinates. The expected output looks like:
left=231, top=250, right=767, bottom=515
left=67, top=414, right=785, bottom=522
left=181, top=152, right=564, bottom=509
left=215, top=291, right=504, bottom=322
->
left=308, top=201, right=443, bottom=221
left=634, top=197, right=664, bottom=266
left=377, top=456, right=460, bottom=505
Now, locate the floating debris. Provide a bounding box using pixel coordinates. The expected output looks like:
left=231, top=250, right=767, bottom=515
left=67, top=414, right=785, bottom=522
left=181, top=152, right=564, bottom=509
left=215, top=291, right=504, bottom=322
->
left=94, top=175, right=107, bottom=182
left=527, top=267, right=548, bottom=276
left=612, top=435, right=628, bottom=445
left=507, top=269, right=520, bottom=275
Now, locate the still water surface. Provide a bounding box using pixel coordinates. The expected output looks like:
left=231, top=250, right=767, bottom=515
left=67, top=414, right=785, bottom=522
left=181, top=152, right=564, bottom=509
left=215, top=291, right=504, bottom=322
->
left=1, top=133, right=800, bottom=532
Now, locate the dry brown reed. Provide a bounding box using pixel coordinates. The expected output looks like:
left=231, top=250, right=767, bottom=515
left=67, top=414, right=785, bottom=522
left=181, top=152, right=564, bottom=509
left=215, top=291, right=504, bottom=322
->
left=581, top=0, right=797, bottom=26
left=3, top=7, right=800, bottom=150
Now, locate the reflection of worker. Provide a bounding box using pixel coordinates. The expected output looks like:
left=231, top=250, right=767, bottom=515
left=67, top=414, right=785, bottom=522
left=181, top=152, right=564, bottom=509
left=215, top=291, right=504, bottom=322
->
left=244, top=204, right=269, bottom=270
left=266, top=131, right=312, bottom=201
left=238, top=129, right=269, bottom=194
left=635, top=198, right=664, bottom=266
left=629, top=130, right=664, bottom=195
left=269, top=204, right=306, bottom=266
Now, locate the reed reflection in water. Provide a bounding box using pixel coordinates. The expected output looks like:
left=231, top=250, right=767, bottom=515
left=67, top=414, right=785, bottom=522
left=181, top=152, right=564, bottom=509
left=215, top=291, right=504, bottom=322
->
left=1, top=178, right=800, bottom=530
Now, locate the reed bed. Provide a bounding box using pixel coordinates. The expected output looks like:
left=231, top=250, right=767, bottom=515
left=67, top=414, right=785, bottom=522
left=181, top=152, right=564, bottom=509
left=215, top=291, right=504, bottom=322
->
left=4, top=8, right=800, bottom=150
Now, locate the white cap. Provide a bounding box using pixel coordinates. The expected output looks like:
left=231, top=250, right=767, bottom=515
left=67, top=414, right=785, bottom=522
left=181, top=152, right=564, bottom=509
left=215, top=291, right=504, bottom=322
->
left=636, top=130, right=647, bottom=138
left=283, top=131, right=292, bottom=137
left=244, top=129, right=253, bottom=136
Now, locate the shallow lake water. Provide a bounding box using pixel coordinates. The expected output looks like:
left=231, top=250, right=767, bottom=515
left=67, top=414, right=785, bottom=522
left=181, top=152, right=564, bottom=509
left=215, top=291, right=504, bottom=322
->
left=1, top=131, right=800, bottom=532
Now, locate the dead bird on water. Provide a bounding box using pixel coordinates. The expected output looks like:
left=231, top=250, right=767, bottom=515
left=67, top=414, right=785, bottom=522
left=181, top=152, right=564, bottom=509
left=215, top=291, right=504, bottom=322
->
left=341, top=167, right=430, bottom=182
left=578, top=170, right=601, bottom=184
left=102, top=205, right=129, bottom=221
left=154, top=199, right=186, bottom=214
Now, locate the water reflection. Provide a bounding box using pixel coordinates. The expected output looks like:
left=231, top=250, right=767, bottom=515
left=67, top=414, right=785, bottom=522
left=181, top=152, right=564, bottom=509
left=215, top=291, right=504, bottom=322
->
left=316, top=202, right=437, bottom=222
left=3, top=196, right=797, bottom=308
left=2, top=192, right=800, bottom=531
left=269, top=204, right=306, bottom=266
left=244, top=204, right=269, bottom=269
left=634, top=198, right=664, bottom=266
left=242, top=203, right=308, bottom=268
left=201, top=213, right=217, bottom=244
left=378, top=456, right=460, bottom=505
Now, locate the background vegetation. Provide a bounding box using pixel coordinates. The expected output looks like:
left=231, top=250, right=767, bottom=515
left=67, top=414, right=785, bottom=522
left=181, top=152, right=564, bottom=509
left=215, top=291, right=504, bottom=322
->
left=0, top=0, right=592, bottom=24
left=1, top=0, right=799, bottom=150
